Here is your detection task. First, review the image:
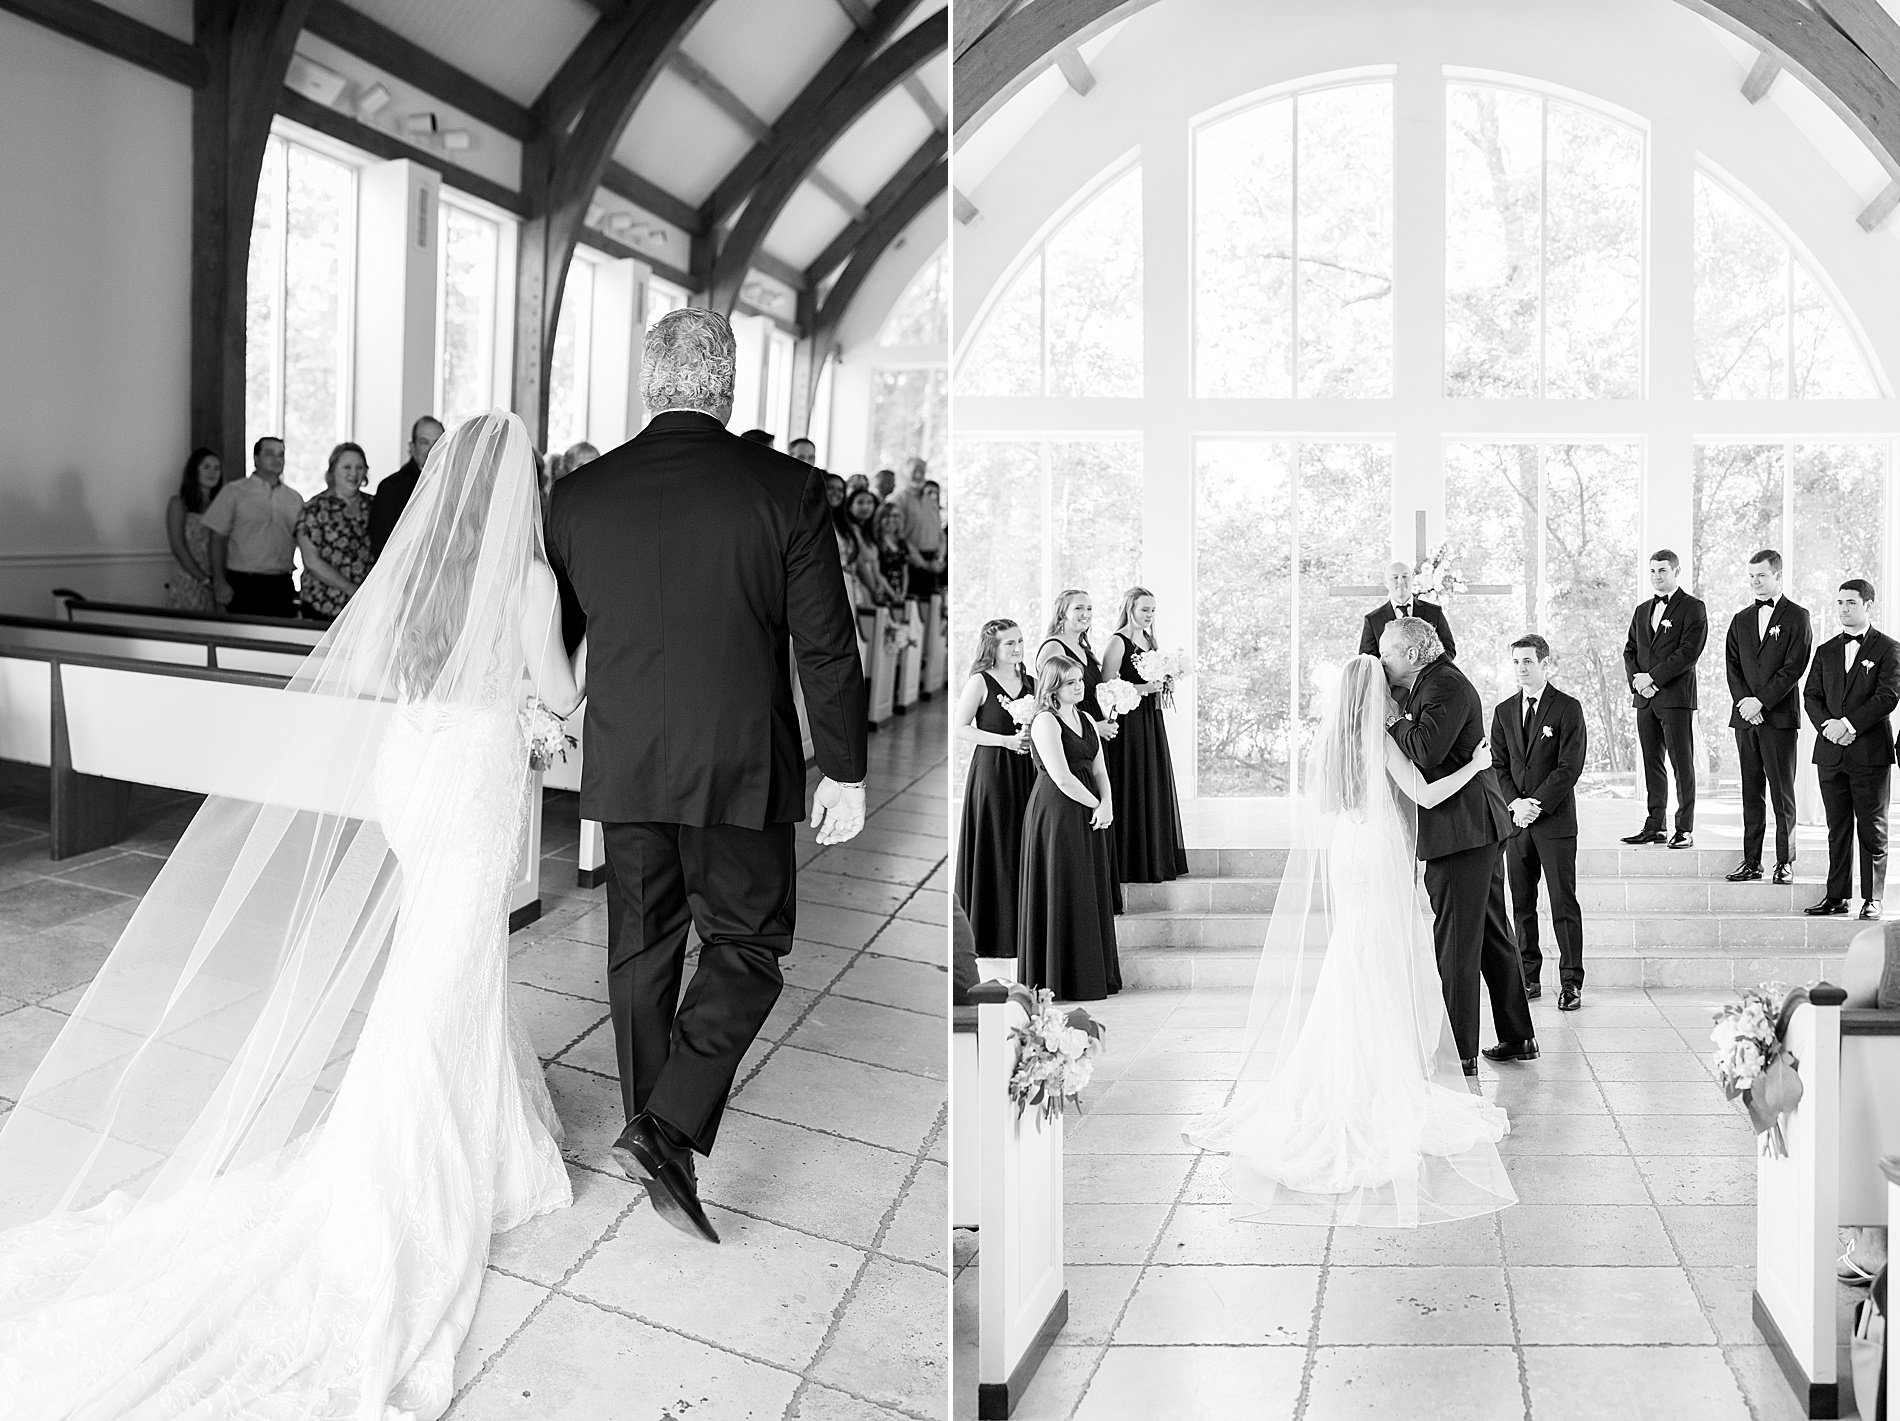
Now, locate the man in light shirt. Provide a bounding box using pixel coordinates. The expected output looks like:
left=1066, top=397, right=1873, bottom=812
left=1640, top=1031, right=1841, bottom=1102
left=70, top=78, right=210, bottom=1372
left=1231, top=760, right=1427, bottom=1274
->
left=204, top=436, right=304, bottom=618
left=889, top=457, right=944, bottom=599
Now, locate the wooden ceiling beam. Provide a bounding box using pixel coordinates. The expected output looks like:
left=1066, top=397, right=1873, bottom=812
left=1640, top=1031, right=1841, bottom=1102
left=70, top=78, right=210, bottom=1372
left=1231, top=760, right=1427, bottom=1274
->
left=600, top=161, right=705, bottom=234
left=0, top=0, right=207, bottom=87
left=1858, top=179, right=1900, bottom=230
left=301, top=0, right=536, bottom=141
left=1742, top=50, right=1781, bottom=101
left=667, top=48, right=773, bottom=142
left=805, top=134, right=943, bottom=283
left=1054, top=44, right=1096, bottom=96
left=575, top=225, right=696, bottom=293
left=827, top=0, right=948, bottom=130
left=813, top=157, right=946, bottom=345
left=278, top=89, right=528, bottom=215
left=1809, top=0, right=1900, bottom=88
left=749, top=249, right=807, bottom=291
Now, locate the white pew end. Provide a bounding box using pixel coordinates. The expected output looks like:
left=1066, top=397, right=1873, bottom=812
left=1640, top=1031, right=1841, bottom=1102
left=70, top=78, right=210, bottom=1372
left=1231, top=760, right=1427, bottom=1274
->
left=896, top=601, right=922, bottom=711
left=861, top=608, right=897, bottom=727
left=922, top=592, right=947, bottom=696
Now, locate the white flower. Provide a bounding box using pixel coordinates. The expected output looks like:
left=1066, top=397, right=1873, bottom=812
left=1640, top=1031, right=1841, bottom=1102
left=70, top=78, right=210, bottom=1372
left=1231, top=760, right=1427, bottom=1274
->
left=1661, top=619, right=1673, bottom=630
left=1863, top=660, right=1875, bottom=670
left=1540, top=726, right=1553, bottom=739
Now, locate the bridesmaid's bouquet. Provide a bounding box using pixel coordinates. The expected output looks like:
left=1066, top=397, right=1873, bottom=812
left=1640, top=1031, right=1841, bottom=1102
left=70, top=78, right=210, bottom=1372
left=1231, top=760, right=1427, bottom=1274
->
left=521, top=696, right=576, bottom=772
left=1709, top=983, right=1807, bottom=1158
left=1096, top=677, right=1141, bottom=719
left=1006, top=985, right=1108, bottom=1126
left=1002, top=693, right=1039, bottom=727
left=1133, top=649, right=1191, bottom=709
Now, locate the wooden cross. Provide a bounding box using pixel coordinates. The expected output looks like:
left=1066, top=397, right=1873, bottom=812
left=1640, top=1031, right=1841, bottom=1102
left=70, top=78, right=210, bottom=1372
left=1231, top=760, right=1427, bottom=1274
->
left=1328, top=510, right=1515, bottom=599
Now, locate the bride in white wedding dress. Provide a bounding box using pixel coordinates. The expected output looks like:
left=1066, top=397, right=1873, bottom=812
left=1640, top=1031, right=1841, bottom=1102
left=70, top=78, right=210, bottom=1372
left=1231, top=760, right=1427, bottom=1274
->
left=1184, top=654, right=1516, bottom=1227
left=0, top=412, right=582, bottom=1418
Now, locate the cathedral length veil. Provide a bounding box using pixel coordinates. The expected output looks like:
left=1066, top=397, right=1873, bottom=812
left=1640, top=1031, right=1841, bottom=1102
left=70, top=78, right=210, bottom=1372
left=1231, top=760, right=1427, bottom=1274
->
left=0, top=411, right=564, bottom=1412
left=1183, top=654, right=1515, bottom=1226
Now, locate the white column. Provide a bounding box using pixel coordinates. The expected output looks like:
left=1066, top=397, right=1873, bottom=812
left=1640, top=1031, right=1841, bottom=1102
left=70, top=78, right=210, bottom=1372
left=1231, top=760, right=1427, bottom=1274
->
left=729, top=311, right=770, bottom=433
left=1649, top=120, right=1698, bottom=574
left=353, top=160, right=439, bottom=480
left=587, top=256, right=646, bottom=449
left=1393, top=59, right=1448, bottom=556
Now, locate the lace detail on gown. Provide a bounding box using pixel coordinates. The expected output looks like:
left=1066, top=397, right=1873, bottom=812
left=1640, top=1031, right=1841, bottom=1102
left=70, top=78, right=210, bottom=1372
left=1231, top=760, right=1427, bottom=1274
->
left=0, top=694, right=572, bottom=1420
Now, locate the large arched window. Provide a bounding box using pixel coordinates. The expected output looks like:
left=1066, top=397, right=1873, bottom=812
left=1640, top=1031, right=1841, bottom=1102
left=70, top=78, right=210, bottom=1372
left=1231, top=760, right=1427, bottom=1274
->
left=870, top=247, right=949, bottom=476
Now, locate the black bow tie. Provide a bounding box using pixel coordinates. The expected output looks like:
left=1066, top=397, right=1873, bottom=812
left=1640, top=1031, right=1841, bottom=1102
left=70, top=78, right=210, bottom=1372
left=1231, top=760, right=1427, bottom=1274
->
left=1756, top=598, right=1775, bottom=607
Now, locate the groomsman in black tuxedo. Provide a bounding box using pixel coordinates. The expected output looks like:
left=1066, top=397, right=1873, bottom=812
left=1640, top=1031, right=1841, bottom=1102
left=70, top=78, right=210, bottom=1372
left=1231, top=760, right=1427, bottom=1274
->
left=1724, top=550, right=1813, bottom=885
left=1490, top=635, right=1588, bottom=1010
left=1621, top=550, right=1708, bottom=848
left=1801, top=579, right=1900, bottom=920
left=1359, top=561, right=1457, bottom=661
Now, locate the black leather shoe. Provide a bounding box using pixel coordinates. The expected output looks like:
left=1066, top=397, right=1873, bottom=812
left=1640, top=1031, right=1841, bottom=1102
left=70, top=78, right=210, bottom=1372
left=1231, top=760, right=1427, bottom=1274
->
left=1462, top=1057, right=1478, bottom=1077
left=1558, top=985, right=1582, bottom=1011
left=1773, top=864, right=1794, bottom=886
left=1525, top=982, right=1542, bottom=1000
left=1727, top=862, right=1763, bottom=882
left=613, top=1113, right=720, bottom=1244
left=1622, top=828, right=1666, bottom=845
left=1805, top=897, right=1850, bottom=916
left=1481, top=1038, right=1540, bottom=1063
left=1667, top=832, right=1694, bottom=849
left=1859, top=899, right=1883, bottom=921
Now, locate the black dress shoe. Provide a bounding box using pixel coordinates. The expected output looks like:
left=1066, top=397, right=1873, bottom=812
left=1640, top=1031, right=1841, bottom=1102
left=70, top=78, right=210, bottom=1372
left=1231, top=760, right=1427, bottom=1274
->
left=1525, top=982, right=1542, bottom=1000
left=1859, top=899, right=1883, bottom=921
left=1622, top=828, right=1666, bottom=845
left=1773, top=864, right=1794, bottom=886
left=1558, top=985, right=1582, bottom=1011
left=1667, top=832, right=1694, bottom=849
left=1481, top=1038, right=1540, bottom=1063
left=613, top=1113, right=720, bottom=1244
left=1805, top=897, right=1850, bottom=917
left=1462, top=1057, right=1478, bottom=1077
left=1726, top=862, right=1763, bottom=882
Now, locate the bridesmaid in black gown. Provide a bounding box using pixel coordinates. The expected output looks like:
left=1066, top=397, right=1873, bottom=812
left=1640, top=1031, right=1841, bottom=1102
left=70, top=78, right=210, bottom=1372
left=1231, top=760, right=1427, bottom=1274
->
left=1018, top=653, right=1121, bottom=1001
left=1100, top=586, right=1190, bottom=884
left=954, top=619, right=1036, bottom=959
left=1037, top=590, right=1124, bottom=913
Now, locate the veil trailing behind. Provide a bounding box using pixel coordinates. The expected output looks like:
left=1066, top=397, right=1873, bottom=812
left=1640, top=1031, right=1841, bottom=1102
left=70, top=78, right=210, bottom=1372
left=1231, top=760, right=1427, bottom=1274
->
left=1182, top=655, right=1514, bottom=1227
left=0, top=411, right=572, bottom=1418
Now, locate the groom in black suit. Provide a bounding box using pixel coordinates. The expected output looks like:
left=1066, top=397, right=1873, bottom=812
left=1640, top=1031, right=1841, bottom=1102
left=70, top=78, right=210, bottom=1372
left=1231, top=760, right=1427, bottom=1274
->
left=1621, top=549, right=1708, bottom=848
left=548, top=309, right=869, bottom=1243
left=1723, top=549, right=1813, bottom=885
left=1380, top=617, right=1537, bottom=1074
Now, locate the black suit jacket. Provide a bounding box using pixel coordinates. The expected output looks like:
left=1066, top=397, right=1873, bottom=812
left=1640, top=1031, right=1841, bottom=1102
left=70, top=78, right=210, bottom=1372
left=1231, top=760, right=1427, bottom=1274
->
left=1388, top=656, right=1511, bottom=860
left=1724, top=597, right=1814, bottom=731
left=1622, top=588, right=1708, bottom=711
left=546, top=411, right=868, bottom=828
left=366, top=459, right=420, bottom=561
left=1490, top=684, right=1586, bottom=838
left=1360, top=598, right=1456, bottom=661
left=1802, top=627, right=1900, bottom=769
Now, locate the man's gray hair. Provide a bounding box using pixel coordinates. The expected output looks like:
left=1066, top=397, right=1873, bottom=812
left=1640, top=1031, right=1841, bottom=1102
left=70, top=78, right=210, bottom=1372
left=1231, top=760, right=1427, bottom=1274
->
left=642, top=308, right=736, bottom=414
left=1388, top=615, right=1444, bottom=665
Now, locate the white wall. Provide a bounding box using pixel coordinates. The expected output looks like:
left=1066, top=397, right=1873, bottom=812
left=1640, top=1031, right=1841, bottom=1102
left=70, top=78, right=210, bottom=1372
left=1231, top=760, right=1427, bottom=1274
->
left=0, top=14, right=194, bottom=615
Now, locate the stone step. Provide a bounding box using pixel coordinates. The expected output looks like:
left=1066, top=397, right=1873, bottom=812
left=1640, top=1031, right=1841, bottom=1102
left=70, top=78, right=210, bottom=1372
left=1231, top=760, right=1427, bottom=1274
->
left=1169, top=846, right=1807, bottom=883
left=1124, top=875, right=1834, bottom=916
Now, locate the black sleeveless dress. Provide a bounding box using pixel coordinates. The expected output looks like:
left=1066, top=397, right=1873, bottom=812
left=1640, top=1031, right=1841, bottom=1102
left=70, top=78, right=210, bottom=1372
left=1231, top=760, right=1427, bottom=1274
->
left=1105, top=631, right=1190, bottom=883
left=1017, top=710, right=1121, bottom=1001
left=1037, top=636, right=1123, bottom=913
left=955, top=670, right=1037, bottom=959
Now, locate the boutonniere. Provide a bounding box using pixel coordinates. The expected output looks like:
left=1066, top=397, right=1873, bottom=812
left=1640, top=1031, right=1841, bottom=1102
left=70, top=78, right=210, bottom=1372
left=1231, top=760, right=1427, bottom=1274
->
left=1863, top=659, right=1875, bottom=670
left=1768, top=626, right=1781, bottom=639
left=1540, top=725, right=1554, bottom=739
left=1661, top=619, right=1673, bottom=631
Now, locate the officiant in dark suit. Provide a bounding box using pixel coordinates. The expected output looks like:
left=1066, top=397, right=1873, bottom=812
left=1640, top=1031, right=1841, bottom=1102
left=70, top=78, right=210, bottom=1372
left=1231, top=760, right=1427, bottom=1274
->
left=1724, top=549, right=1813, bottom=885
left=547, top=308, right=869, bottom=1244
left=1801, top=579, right=1900, bottom=921
left=1359, top=561, right=1457, bottom=661
left=1621, top=550, right=1708, bottom=848
left=1490, top=635, right=1587, bottom=1010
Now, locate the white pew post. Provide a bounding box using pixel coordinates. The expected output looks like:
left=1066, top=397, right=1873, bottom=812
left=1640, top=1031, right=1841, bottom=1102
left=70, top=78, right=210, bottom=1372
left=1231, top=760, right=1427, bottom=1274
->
left=951, top=1000, right=979, bottom=1231
left=863, top=608, right=896, bottom=727
left=896, top=601, right=922, bottom=710
left=922, top=592, right=947, bottom=696
left=49, top=660, right=133, bottom=859
left=578, top=820, right=607, bottom=888
left=508, top=769, right=544, bottom=931
left=1882, top=1154, right=1897, bottom=1421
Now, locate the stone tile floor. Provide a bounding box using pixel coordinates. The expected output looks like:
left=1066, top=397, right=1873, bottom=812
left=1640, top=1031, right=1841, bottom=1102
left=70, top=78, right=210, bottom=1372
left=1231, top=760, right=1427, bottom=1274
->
left=953, top=982, right=1867, bottom=1421
left=0, top=696, right=950, bottom=1421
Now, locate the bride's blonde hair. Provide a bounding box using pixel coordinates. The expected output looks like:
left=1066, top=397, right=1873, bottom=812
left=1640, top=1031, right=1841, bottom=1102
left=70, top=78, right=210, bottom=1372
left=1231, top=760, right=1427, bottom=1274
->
left=1311, top=655, right=1389, bottom=815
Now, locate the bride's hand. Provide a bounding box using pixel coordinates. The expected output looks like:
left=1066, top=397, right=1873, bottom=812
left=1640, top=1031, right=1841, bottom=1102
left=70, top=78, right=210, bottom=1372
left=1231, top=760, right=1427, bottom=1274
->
left=1470, top=738, right=1493, bottom=771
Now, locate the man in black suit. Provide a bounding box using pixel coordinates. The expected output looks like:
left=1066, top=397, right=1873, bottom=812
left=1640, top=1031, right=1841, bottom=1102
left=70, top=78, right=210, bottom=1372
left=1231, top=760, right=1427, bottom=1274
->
left=1724, top=549, right=1814, bottom=885
left=365, top=415, right=444, bottom=561
left=1800, top=579, right=1900, bottom=920
left=547, top=309, right=870, bottom=1243
left=1621, top=549, right=1708, bottom=848
left=1380, top=617, right=1537, bottom=1073
left=1359, top=561, right=1457, bottom=661
left=1490, top=635, right=1588, bottom=1011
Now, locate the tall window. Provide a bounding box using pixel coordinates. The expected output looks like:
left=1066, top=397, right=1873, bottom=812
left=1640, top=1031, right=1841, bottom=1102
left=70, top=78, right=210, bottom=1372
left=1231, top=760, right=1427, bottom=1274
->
left=435, top=197, right=502, bottom=431
left=872, top=248, right=950, bottom=478
left=245, top=132, right=356, bottom=496
left=1195, top=81, right=1393, bottom=397
left=880, top=248, right=948, bottom=349
left=547, top=255, right=597, bottom=453
left=1445, top=85, right=1644, bottom=398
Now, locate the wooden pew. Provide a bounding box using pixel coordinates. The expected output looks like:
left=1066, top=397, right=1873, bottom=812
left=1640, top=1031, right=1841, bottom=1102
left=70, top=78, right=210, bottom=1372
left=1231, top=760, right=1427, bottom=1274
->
left=861, top=607, right=898, bottom=726
left=1754, top=982, right=1900, bottom=1417
left=56, top=591, right=326, bottom=645
left=0, top=613, right=312, bottom=678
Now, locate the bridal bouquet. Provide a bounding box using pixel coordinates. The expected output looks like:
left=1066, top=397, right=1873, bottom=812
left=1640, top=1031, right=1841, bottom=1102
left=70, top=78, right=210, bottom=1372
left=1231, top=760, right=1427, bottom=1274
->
left=1709, top=983, right=1807, bottom=1158
left=1006, top=984, right=1107, bottom=1126
left=521, top=696, right=577, bottom=772
left=1133, top=649, right=1190, bottom=709
left=1002, top=693, right=1039, bottom=727
left=1413, top=542, right=1470, bottom=600
left=1096, top=677, right=1141, bottom=718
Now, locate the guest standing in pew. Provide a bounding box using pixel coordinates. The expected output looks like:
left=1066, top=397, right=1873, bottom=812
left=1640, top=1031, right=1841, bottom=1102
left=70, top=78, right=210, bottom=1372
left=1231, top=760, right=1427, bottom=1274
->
left=1621, top=550, right=1708, bottom=849
left=1100, top=587, right=1189, bottom=886
left=1724, top=549, right=1814, bottom=886
left=163, top=447, right=222, bottom=611
left=366, top=416, right=443, bottom=562
left=1018, top=654, right=1121, bottom=1001
left=294, top=443, right=374, bottom=624
left=845, top=490, right=903, bottom=609
left=872, top=503, right=913, bottom=606
left=1359, top=560, right=1456, bottom=661
left=1491, top=635, right=1588, bottom=1010
left=823, top=473, right=847, bottom=509
left=204, top=435, right=303, bottom=618
left=1802, top=580, right=1900, bottom=921
left=789, top=437, right=818, bottom=465
left=956, top=619, right=1037, bottom=961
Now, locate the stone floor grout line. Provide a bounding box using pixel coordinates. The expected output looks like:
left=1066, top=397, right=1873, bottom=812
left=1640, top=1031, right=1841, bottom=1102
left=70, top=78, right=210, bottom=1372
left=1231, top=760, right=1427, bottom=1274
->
left=1493, top=1206, right=1535, bottom=1421
left=1289, top=1225, right=1333, bottom=1421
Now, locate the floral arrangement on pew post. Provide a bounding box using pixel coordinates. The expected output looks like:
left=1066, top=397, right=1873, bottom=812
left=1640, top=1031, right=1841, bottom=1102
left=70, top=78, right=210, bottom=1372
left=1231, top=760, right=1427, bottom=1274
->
left=1131, top=648, right=1192, bottom=711
left=1413, top=542, right=1470, bottom=603
left=1709, top=983, right=1807, bottom=1158
left=1004, top=983, right=1107, bottom=1126
left=521, top=697, right=577, bottom=771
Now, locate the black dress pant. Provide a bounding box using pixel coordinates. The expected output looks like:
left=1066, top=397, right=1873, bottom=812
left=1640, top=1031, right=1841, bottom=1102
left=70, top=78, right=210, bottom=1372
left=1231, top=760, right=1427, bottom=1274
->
left=1636, top=706, right=1696, bottom=833
left=1423, top=841, right=1536, bottom=1061
left=225, top=570, right=296, bottom=619
left=1817, top=762, right=1891, bottom=902
left=1735, top=723, right=1799, bottom=867
left=602, top=819, right=796, bottom=1154
left=1506, top=829, right=1584, bottom=989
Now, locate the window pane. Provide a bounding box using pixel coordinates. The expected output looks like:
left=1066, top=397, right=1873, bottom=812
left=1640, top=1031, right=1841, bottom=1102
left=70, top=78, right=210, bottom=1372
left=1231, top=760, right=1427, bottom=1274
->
left=949, top=439, right=1044, bottom=677
left=1791, top=265, right=1879, bottom=399
left=1297, top=86, right=1392, bottom=397
left=1544, top=103, right=1642, bottom=398
left=280, top=144, right=353, bottom=498
left=1297, top=443, right=1391, bottom=767
left=1444, top=442, right=1539, bottom=702
left=1046, top=166, right=1142, bottom=397
left=957, top=257, right=1041, bottom=396
left=438, top=202, right=499, bottom=431
left=1051, top=440, right=1142, bottom=622
left=1195, top=98, right=1292, bottom=397
left=1694, top=175, right=1786, bottom=400
left=548, top=259, right=594, bottom=452
left=1544, top=444, right=1640, bottom=774
left=1793, top=444, right=1885, bottom=635
left=1196, top=441, right=1294, bottom=795
left=880, top=248, right=947, bottom=348
left=245, top=135, right=286, bottom=463
left=1691, top=443, right=1784, bottom=783
left=1445, top=86, right=1541, bottom=398
left=869, top=369, right=947, bottom=478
